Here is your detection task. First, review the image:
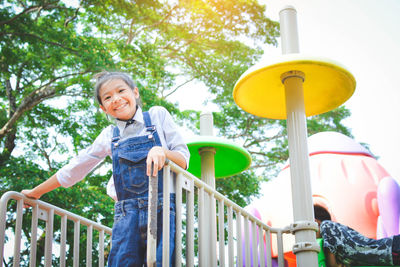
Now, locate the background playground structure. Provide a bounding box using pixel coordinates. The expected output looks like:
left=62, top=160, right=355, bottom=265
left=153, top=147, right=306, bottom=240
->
left=247, top=131, right=400, bottom=266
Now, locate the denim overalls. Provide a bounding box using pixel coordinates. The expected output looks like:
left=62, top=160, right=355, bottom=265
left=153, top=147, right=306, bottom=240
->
left=108, top=112, right=176, bottom=267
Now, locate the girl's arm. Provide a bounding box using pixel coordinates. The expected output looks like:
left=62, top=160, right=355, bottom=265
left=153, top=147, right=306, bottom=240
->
left=146, top=146, right=187, bottom=177
left=21, top=174, right=61, bottom=200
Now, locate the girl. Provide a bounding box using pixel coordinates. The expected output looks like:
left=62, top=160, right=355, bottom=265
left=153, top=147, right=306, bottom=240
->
left=21, top=71, right=190, bottom=266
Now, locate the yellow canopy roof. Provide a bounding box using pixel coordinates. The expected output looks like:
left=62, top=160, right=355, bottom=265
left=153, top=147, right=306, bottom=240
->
left=233, top=54, right=356, bottom=119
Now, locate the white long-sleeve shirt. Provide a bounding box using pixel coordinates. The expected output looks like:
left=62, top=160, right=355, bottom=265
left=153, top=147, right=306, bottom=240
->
left=56, top=106, right=190, bottom=200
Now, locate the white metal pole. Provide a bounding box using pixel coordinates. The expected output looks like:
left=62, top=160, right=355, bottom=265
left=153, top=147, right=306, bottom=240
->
left=147, top=164, right=158, bottom=267
left=198, top=111, right=217, bottom=266
left=280, top=6, right=300, bottom=54
left=199, top=111, right=216, bottom=187
left=279, top=6, right=318, bottom=267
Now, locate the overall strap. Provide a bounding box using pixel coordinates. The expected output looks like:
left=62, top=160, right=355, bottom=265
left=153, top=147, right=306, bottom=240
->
left=143, top=111, right=155, bottom=132
left=111, top=125, right=121, bottom=142
left=143, top=111, right=162, bottom=146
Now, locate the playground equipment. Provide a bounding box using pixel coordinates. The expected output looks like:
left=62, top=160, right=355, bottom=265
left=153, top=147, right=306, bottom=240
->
left=248, top=131, right=400, bottom=266
left=186, top=112, right=252, bottom=180
left=186, top=111, right=252, bottom=266
left=233, top=6, right=356, bottom=267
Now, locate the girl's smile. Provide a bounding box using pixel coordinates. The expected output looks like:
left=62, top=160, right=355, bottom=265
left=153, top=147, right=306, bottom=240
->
left=99, top=79, right=139, bottom=120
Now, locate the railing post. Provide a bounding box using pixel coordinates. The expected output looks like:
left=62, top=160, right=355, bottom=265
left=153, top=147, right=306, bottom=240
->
left=30, top=204, right=39, bottom=267
left=13, top=199, right=23, bottom=266
left=147, top=164, right=158, bottom=267
left=87, top=224, right=93, bottom=267
left=73, top=220, right=80, bottom=267
left=186, top=177, right=195, bottom=267
left=175, top=173, right=183, bottom=266
left=99, top=230, right=105, bottom=267
left=60, top=215, right=67, bottom=267
left=44, top=208, right=54, bottom=267
left=162, top=165, right=171, bottom=267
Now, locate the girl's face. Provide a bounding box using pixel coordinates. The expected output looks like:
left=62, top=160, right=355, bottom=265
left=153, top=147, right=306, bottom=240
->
left=99, top=78, right=139, bottom=120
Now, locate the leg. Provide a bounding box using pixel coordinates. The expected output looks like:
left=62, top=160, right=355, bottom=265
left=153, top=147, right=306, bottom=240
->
left=108, top=201, right=145, bottom=267
left=320, top=220, right=393, bottom=266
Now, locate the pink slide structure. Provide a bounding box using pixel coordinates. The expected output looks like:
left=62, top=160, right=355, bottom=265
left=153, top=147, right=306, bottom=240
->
left=246, top=131, right=400, bottom=266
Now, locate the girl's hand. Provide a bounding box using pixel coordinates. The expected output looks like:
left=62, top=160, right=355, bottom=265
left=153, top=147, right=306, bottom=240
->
left=146, top=146, right=166, bottom=177
left=21, top=189, right=41, bottom=200
left=21, top=189, right=41, bottom=208
left=20, top=174, right=60, bottom=208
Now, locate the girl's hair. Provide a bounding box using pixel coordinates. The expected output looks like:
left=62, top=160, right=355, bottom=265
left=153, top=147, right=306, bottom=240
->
left=94, top=71, right=140, bottom=105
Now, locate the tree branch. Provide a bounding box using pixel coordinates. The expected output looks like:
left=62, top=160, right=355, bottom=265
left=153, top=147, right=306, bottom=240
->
left=0, top=85, right=56, bottom=139
left=0, top=5, right=42, bottom=26
left=0, top=1, right=61, bottom=26
left=0, top=71, right=92, bottom=140
left=5, top=79, right=16, bottom=117
left=125, top=5, right=178, bottom=44
left=163, top=77, right=195, bottom=98
left=0, top=32, right=79, bottom=54
left=64, top=6, right=80, bottom=27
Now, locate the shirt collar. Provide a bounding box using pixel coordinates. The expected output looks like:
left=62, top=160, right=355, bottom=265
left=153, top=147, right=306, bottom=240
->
left=115, top=106, right=144, bottom=129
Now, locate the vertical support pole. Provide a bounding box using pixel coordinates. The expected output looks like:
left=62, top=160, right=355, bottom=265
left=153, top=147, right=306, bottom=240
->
left=265, top=229, right=272, bottom=267
left=280, top=6, right=300, bottom=54
left=236, top=212, right=243, bottom=267
left=210, top=194, right=217, bottom=266
left=44, top=208, right=54, bottom=267
left=258, top=225, right=265, bottom=267
left=186, top=180, right=195, bottom=267
left=60, top=214, right=67, bottom=267
left=244, top=217, right=251, bottom=267
left=13, top=199, right=23, bottom=266
left=162, top=166, right=171, bottom=267
left=73, top=220, right=80, bottom=267
left=99, top=230, right=105, bottom=267
left=279, top=6, right=318, bottom=267
left=199, top=111, right=216, bottom=187
left=276, top=231, right=285, bottom=267
left=198, top=111, right=217, bottom=266
left=147, top=164, right=158, bottom=267
left=0, top=196, right=6, bottom=266
left=227, top=206, right=234, bottom=267
left=86, top=225, right=93, bottom=267
left=175, top=173, right=183, bottom=266
left=218, top=199, right=225, bottom=267
left=30, top=204, right=39, bottom=267
left=198, top=187, right=206, bottom=267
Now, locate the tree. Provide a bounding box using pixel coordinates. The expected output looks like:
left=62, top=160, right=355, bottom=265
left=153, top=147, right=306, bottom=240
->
left=0, top=0, right=280, bottom=201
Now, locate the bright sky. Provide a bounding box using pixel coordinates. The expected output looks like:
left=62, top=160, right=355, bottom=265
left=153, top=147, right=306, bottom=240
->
left=172, top=0, right=400, bottom=180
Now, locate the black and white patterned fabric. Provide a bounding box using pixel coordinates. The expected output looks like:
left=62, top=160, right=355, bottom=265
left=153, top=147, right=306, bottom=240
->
left=320, top=220, right=394, bottom=266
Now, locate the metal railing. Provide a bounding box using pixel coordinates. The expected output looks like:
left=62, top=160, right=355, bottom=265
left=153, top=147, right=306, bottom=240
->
left=1, top=161, right=292, bottom=266
left=0, top=191, right=112, bottom=267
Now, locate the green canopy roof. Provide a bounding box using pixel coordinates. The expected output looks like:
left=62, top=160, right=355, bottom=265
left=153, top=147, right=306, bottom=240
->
left=186, top=136, right=252, bottom=178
